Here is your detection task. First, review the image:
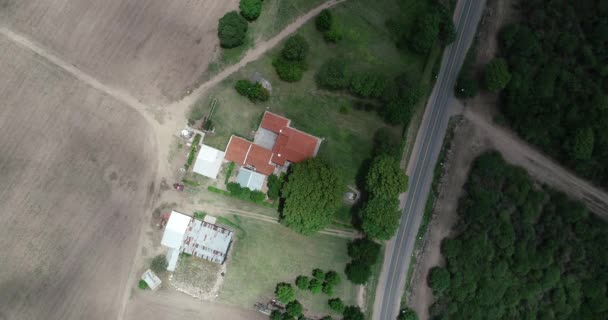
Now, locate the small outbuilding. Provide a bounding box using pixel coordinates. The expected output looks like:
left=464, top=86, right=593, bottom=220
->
left=193, top=145, right=225, bottom=179
left=141, top=269, right=162, bottom=291
left=160, top=211, right=191, bottom=272
left=236, top=167, right=266, bottom=191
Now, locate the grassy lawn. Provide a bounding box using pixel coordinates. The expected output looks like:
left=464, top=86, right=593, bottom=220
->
left=209, top=0, right=328, bottom=72
left=218, top=215, right=357, bottom=315
left=196, top=0, right=433, bottom=185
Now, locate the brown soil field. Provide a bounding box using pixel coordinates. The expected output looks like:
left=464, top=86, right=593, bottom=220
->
left=0, top=0, right=238, bottom=105
left=0, top=36, right=157, bottom=320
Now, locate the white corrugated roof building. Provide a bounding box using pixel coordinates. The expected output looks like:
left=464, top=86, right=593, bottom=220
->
left=193, top=145, right=225, bottom=179
left=182, top=218, right=233, bottom=264
left=236, top=167, right=266, bottom=191
left=141, top=269, right=162, bottom=290
left=160, top=211, right=233, bottom=270
left=161, top=211, right=191, bottom=271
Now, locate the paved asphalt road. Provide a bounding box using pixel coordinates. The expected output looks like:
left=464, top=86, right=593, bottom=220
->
left=372, top=1, right=487, bottom=319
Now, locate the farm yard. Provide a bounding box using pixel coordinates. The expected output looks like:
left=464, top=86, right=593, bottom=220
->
left=0, top=0, right=239, bottom=105
left=0, top=37, right=157, bottom=320
left=193, top=0, right=436, bottom=185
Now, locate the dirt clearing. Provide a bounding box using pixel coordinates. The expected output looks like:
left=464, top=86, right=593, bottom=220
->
left=0, top=0, right=238, bottom=105
left=0, top=36, right=157, bottom=320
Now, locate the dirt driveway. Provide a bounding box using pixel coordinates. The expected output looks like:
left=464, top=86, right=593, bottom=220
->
left=0, top=36, right=157, bottom=320
left=0, top=0, right=238, bottom=105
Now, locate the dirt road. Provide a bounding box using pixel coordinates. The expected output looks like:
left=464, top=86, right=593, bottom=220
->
left=464, top=108, right=608, bottom=218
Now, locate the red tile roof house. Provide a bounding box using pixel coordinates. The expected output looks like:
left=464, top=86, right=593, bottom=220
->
left=224, top=112, right=322, bottom=176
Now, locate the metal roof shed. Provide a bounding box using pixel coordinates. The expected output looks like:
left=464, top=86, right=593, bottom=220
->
left=236, top=168, right=266, bottom=191
left=193, top=145, right=226, bottom=179
left=141, top=269, right=162, bottom=290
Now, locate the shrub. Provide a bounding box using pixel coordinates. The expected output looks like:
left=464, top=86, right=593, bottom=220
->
left=325, top=271, right=341, bottom=286
left=281, top=35, right=309, bottom=62
left=273, top=57, right=306, bottom=82
left=348, top=239, right=381, bottom=265
left=324, top=24, right=344, bottom=43
left=138, top=280, right=148, bottom=290
left=328, top=298, right=345, bottom=313
left=343, top=306, right=365, bottom=320
left=286, top=300, right=303, bottom=317
left=345, top=260, right=371, bottom=284
left=349, top=72, right=388, bottom=98
left=398, top=308, right=418, bottom=320
left=315, top=58, right=349, bottom=90
left=309, top=278, right=323, bottom=294
left=235, top=79, right=270, bottom=102
left=250, top=190, right=266, bottom=203
left=313, top=268, right=325, bottom=279
left=267, top=173, right=284, bottom=200
left=275, top=283, right=296, bottom=303
left=295, top=275, right=310, bottom=290
left=218, top=11, right=248, bottom=48
left=484, top=57, right=511, bottom=92
left=428, top=266, right=451, bottom=295
left=316, top=9, right=333, bottom=32
left=150, top=255, right=168, bottom=273
left=224, top=162, right=235, bottom=184
left=322, top=282, right=334, bottom=296
left=239, top=0, right=262, bottom=21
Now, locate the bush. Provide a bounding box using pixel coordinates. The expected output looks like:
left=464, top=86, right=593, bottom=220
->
left=348, top=239, right=381, bottom=265
left=218, top=11, right=248, bottom=48
left=428, top=266, right=450, bottom=295
left=273, top=57, right=306, bottom=82
left=295, top=275, right=310, bottom=290
left=325, top=271, right=341, bottom=286
left=324, top=24, right=344, bottom=43
left=349, top=72, right=388, bottom=98
left=281, top=35, right=309, bottom=62
left=239, top=0, right=262, bottom=21
left=345, top=260, right=371, bottom=284
left=328, top=298, right=345, bottom=313
left=250, top=190, right=266, bottom=203
left=313, top=268, right=325, bottom=280
left=286, top=300, right=303, bottom=317
left=275, top=283, right=296, bottom=303
left=224, top=162, right=235, bottom=184
left=150, top=255, right=168, bottom=273
left=316, top=9, right=333, bottom=32
left=343, top=306, right=365, bottom=320
left=322, top=282, right=334, bottom=296
left=138, top=280, right=148, bottom=290
left=484, top=57, right=511, bottom=92
left=315, top=58, right=350, bottom=90
left=398, top=308, right=418, bottom=320
left=235, top=79, right=269, bottom=102
left=309, top=278, right=323, bottom=294
left=267, top=173, right=285, bottom=200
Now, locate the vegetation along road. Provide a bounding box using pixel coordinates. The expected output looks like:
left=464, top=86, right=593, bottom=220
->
left=373, top=0, right=486, bottom=319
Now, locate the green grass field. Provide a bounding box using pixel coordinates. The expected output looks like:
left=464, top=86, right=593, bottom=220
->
left=210, top=0, right=327, bottom=70
left=218, top=215, right=357, bottom=315
left=197, top=0, right=432, bottom=185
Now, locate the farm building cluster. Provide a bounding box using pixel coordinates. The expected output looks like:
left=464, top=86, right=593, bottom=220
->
left=191, top=111, right=322, bottom=191
left=161, top=211, right=233, bottom=271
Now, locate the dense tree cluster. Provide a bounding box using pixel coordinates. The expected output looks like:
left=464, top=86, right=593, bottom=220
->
left=361, top=155, right=408, bottom=239
left=239, top=0, right=262, bottom=21
left=273, top=34, right=309, bottom=82
left=345, top=238, right=381, bottom=284
left=429, top=151, right=608, bottom=319
left=406, top=3, right=455, bottom=54
left=294, top=269, right=340, bottom=296
left=315, top=9, right=342, bottom=43
left=266, top=173, right=285, bottom=200
left=234, top=79, right=270, bottom=102
left=226, top=182, right=266, bottom=203
left=217, top=11, right=248, bottom=48
left=497, top=0, right=608, bottom=186
left=280, top=158, right=343, bottom=234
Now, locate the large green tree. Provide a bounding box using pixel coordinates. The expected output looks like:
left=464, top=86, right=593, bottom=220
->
left=281, top=34, right=309, bottom=62
left=484, top=57, right=511, bottom=92
left=366, top=155, right=408, bottom=196
left=217, top=11, right=248, bottom=48
left=361, top=197, right=401, bottom=240
left=275, top=283, right=296, bottom=304
left=239, top=0, right=262, bottom=21
left=281, top=158, right=343, bottom=234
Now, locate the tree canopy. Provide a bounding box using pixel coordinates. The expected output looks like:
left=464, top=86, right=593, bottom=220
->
left=274, top=34, right=309, bottom=82
left=484, top=57, right=511, bottom=92
left=275, top=283, right=296, bottom=304
left=281, top=158, right=343, bottom=234
left=429, top=151, right=608, bottom=319
left=217, top=11, right=248, bottom=48
left=239, top=0, right=262, bottom=21
left=281, top=35, right=309, bottom=62
left=316, top=9, right=333, bottom=32
left=497, top=0, right=608, bottom=187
